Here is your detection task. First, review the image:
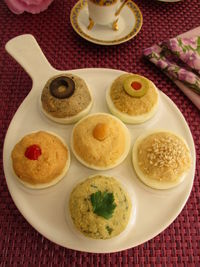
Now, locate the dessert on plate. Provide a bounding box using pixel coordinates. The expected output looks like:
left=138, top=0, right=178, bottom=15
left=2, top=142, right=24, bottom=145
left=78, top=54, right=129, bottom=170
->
left=106, top=73, right=159, bottom=124
left=11, top=131, right=70, bottom=189
left=69, top=175, right=132, bottom=239
left=71, top=113, right=130, bottom=170
left=41, top=74, right=93, bottom=124
left=132, top=130, right=192, bottom=189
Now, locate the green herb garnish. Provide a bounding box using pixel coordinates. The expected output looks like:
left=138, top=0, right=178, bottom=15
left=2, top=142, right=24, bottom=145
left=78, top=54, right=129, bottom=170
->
left=106, top=226, right=113, bottom=235
left=90, top=184, right=98, bottom=189
left=90, top=191, right=117, bottom=220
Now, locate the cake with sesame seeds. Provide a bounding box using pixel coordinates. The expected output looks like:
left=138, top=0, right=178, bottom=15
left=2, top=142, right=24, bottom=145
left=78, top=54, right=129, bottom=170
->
left=132, top=130, right=192, bottom=189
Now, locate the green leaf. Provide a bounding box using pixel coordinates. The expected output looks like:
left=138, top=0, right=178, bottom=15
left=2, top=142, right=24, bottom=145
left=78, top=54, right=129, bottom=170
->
left=90, top=191, right=117, bottom=220
left=173, top=66, right=180, bottom=73
left=182, top=81, right=200, bottom=95
left=197, top=37, right=200, bottom=56
left=178, top=37, right=183, bottom=47
left=182, top=47, right=187, bottom=53
left=188, top=45, right=195, bottom=52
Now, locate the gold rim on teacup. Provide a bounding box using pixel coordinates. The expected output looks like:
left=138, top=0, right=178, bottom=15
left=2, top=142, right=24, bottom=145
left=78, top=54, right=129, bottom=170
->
left=89, top=0, right=118, bottom=7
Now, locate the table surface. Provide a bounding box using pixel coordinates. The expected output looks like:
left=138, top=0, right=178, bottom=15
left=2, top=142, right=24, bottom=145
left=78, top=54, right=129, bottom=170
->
left=0, top=0, right=199, bottom=265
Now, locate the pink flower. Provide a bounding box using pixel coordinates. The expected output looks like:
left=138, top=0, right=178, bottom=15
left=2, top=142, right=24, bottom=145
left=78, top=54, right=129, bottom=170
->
left=4, top=0, right=54, bottom=14
left=166, top=38, right=182, bottom=53
left=156, top=59, right=168, bottom=69
left=190, top=54, right=200, bottom=71
left=143, top=45, right=162, bottom=56
left=178, top=69, right=196, bottom=84
left=182, top=37, right=197, bottom=49
left=180, top=50, right=194, bottom=64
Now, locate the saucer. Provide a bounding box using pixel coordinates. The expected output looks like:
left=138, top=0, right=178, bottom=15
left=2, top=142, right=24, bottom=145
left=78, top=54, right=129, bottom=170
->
left=70, top=0, right=143, bottom=45
left=157, top=0, right=181, bottom=2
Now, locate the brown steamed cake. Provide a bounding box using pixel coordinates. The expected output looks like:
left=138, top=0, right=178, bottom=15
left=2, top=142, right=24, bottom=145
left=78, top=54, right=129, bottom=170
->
left=41, top=73, right=93, bottom=124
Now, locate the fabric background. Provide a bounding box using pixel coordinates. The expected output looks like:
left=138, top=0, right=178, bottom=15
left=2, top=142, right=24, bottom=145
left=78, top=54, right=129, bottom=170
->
left=0, top=0, right=199, bottom=266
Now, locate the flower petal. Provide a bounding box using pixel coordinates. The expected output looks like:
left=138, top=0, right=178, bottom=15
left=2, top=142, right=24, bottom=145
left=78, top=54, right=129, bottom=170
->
left=4, top=0, right=54, bottom=14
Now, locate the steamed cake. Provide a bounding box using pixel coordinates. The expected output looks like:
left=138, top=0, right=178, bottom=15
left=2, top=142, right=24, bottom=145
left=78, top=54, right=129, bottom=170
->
left=69, top=175, right=132, bottom=239
left=41, top=73, right=93, bottom=124
left=71, top=113, right=130, bottom=170
left=11, top=131, right=70, bottom=189
left=132, top=130, right=192, bottom=189
left=106, top=73, right=159, bottom=124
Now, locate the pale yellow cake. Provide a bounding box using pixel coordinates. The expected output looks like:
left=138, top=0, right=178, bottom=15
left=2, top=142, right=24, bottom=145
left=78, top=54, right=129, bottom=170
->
left=71, top=113, right=130, bottom=170
left=106, top=73, right=159, bottom=124
left=132, top=130, right=192, bottom=189
left=69, top=175, right=132, bottom=239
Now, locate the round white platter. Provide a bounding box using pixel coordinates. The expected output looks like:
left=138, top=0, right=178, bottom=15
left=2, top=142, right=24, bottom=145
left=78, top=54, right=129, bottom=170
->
left=3, top=34, right=196, bottom=253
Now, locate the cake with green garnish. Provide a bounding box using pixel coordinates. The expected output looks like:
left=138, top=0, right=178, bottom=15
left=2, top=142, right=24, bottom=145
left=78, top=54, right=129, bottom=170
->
left=106, top=73, right=159, bottom=124
left=69, top=175, right=132, bottom=239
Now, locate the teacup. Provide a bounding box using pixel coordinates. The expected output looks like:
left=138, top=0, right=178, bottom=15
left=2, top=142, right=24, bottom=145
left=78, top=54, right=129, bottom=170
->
left=87, top=0, right=129, bottom=31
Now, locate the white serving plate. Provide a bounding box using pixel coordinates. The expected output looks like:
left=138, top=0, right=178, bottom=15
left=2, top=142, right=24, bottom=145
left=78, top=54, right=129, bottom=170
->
left=3, top=34, right=196, bottom=253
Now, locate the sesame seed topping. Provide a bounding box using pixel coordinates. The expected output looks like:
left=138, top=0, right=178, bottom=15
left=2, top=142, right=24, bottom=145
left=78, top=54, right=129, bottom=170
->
left=137, top=132, right=191, bottom=181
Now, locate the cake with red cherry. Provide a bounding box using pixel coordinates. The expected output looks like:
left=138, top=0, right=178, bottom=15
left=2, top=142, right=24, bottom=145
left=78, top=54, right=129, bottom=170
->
left=11, top=131, right=70, bottom=189
left=106, top=73, right=159, bottom=124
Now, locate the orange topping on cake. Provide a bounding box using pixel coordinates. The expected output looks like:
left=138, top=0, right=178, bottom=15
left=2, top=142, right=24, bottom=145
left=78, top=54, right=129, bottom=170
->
left=93, top=123, right=109, bottom=141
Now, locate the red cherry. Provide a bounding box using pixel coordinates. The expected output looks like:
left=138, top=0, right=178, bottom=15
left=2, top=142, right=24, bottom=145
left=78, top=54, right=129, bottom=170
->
left=131, top=81, right=142, bottom=90
left=25, top=144, right=42, bottom=160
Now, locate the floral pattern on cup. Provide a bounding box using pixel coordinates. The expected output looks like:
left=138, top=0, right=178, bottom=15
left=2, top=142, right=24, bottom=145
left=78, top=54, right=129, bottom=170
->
left=89, top=0, right=118, bottom=6
left=144, top=37, right=200, bottom=95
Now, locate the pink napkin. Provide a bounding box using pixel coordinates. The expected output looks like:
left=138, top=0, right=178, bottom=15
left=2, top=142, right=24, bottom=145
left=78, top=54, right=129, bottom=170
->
left=144, top=26, right=200, bottom=110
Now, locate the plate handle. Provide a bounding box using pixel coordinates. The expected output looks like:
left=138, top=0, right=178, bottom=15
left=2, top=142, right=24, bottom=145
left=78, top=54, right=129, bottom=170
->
left=5, top=34, right=55, bottom=82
